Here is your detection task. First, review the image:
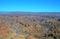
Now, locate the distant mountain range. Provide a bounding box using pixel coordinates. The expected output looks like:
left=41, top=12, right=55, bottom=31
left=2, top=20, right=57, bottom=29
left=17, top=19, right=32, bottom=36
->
left=0, top=12, right=60, bottom=16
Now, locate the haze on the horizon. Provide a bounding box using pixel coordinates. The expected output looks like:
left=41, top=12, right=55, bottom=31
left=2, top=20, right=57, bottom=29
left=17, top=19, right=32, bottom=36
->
left=0, top=0, right=60, bottom=12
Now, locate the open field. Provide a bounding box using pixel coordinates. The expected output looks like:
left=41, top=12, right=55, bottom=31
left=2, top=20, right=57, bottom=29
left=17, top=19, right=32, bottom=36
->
left=0, top=12, right=60, bottom=39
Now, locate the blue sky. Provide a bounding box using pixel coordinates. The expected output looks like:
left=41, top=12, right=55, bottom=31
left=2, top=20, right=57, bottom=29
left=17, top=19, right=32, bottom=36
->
left=0, top=0, right=60, bottom=12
